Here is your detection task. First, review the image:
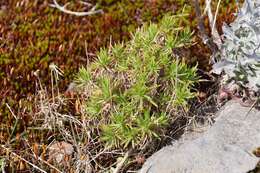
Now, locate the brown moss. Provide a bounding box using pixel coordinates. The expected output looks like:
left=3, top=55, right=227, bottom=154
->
left=0, top=0, right=239, bottom=171
left=0, top=0, right=186, bottom=108
left=0, top=1, right=188, bottom=170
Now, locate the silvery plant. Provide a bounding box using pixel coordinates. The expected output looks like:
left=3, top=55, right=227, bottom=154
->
left=213, top=0, right=260, bottom=93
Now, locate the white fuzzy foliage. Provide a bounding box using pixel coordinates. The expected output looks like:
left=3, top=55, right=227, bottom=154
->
left=213, top=0, right=260, bottom=91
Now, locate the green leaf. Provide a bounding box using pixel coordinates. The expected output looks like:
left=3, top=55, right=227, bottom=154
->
left=77, top=11, right=198, bottom=149
left=74, top=67, right=91, bottom=87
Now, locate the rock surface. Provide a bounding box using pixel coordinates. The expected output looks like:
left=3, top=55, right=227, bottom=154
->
left=48, top=141, right=74, bottom=163
left=140, top=101, right=260, bottom=173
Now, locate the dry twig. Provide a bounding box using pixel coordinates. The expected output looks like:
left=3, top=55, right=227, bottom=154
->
left=50, top=0, right=103, bottom=16
left=113, top=150, right=131, bottom=173
left=192, top=0, right=219, bottom=54
left=1, top=145, right=47, bottom=173
left=204, top=0, right=222, bottom=49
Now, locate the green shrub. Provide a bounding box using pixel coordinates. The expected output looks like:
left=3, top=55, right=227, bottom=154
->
left=75, top=14, right=198, bottom=149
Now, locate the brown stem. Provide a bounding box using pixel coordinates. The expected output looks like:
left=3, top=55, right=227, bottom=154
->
left=191, top=0, right=219, bottom=55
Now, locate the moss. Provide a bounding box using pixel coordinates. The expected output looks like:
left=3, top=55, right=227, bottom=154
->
left=0, top=3, right=194, bottom=162
left=0, top=0, right=240, bottom=172
left=0, top=0, right=238, bottom=126
left=0, top=0, right=191, bottom=114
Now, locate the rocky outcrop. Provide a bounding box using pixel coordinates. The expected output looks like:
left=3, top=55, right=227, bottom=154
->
left=140, top=101, right=260, bottom=173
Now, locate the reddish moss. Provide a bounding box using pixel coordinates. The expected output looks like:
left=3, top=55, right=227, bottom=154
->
left=0, top=0, right=186, bottom=107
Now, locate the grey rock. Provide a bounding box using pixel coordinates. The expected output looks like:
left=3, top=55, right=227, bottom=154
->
left=140, top=101, right=260, bottom=173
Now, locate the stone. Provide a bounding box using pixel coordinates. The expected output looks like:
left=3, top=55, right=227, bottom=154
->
left=140, top=101, right=260, bottom=173
left=48, top=141, right=74, bottom=163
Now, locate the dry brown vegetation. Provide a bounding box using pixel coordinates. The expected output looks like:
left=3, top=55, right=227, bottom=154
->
left=0, top=0, right=238, bottom=172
